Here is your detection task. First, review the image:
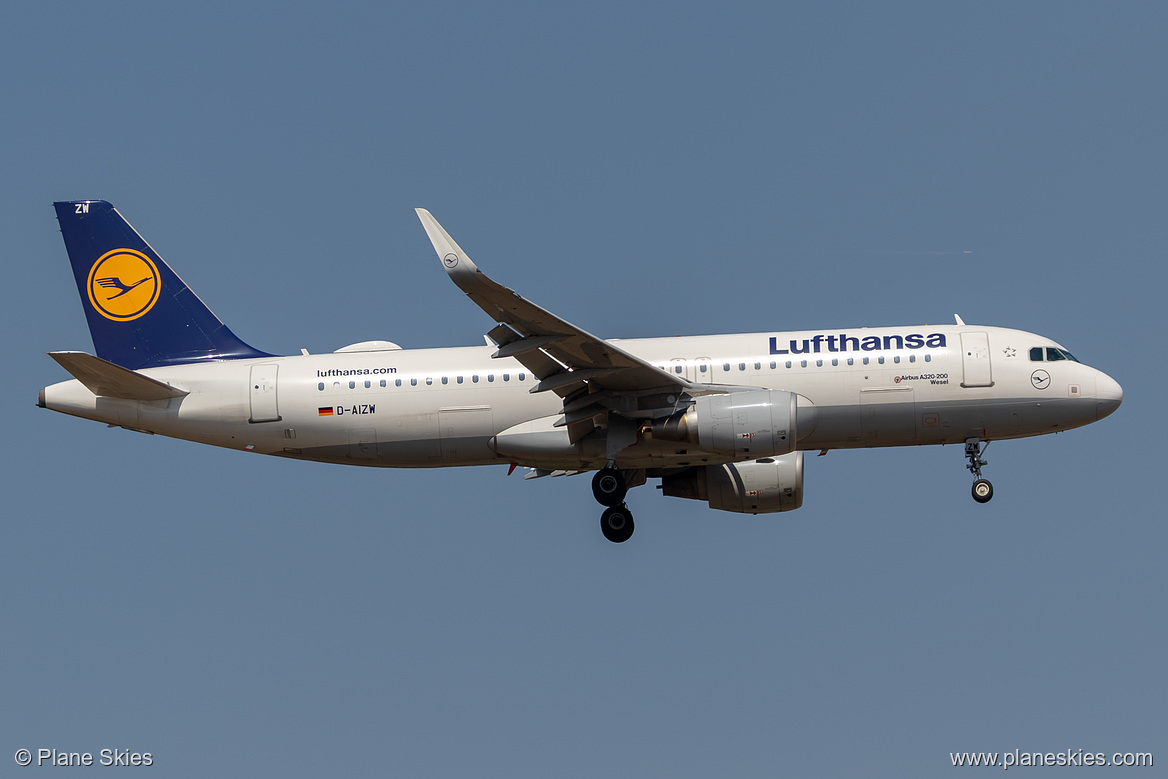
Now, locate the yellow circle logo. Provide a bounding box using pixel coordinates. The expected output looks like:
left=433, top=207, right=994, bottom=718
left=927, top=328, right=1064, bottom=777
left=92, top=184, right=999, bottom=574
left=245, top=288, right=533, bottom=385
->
left=86, top=249, right=161, bottom=321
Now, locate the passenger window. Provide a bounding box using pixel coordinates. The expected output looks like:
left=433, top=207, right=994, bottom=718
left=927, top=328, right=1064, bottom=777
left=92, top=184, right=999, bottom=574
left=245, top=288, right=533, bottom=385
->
left=1046, top=348, right=1066, bottom=362
left=674, top=365, right=683, bottom=374
left=472, top=375, right=479, bottom=383
left=349, top=381, right=355, bottom=389
left=925, top=354, right=931, bottom=363
left=893, top=356, right=900, bottom=364
left=909, top=355, right=915, bottom=363
left=785, top=361, right=792, bottom=369
left=863, top=357, right=869, bottom=365
left=800, top=360, right=807, bottom=368
left=700, top=364, right=707, bottom=373
left=488, top=374, right=494, bottom=382
left=769, top=362, right=775, bottom=370
left=317, top=382, right=324, bottom=391
left=831, top=358, right=838, bottom=366
left=1030, top=347, right=1044, bottom=361
left=723, top=363, right=730, bottom=372
left=754, top=362, right=761, bottom=370
left=519, top=372, right=526, bottom=381
left=410, top=378, right=417, bottom=386
left=333, top=382, right=341, bottom=390
left=426, top=377, right=433, bottom=385
left=739, top=362, right=746, bottom=371
left=847, top=358, right=854, bottom=366
left=441, top=377, right=448, bottom=385
left=878, top=357, right=885, bottom=365
left=380, top=379, right=386, bottom=387
left=364, top=380, right=371, bottom=388
left=816, top=359, right=823, bottom=367
left=503, top=373, right=510, bottom=381
left=395, top=379, right=402, bottom=387
left=457, top=376, right=463, bottom=384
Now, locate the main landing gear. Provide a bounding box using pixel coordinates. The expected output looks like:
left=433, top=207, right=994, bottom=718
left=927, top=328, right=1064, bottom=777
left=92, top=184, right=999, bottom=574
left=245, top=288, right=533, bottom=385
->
left=600, top=503, right=634, bottom=544
left=593, top=466, right=634, bottom=543
left=965, top=438, right=993, bottom=504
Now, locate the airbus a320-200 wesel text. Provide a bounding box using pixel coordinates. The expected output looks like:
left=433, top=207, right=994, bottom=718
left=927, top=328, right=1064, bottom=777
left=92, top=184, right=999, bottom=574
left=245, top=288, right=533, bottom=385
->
left=40, top=201, right=1123, bottom=542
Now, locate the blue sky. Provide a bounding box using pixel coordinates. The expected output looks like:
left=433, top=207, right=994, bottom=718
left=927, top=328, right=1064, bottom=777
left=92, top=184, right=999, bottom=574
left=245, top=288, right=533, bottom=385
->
left=2, top=3, right=1163, bottom=776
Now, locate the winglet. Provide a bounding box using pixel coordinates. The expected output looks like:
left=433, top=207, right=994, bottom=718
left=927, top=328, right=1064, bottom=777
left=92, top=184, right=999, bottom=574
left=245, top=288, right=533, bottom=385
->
left=48, top=351, right=189, bottom=400
left=954, top=314, right=966, bottom=326
left=415, top=208, right=482, bottom=283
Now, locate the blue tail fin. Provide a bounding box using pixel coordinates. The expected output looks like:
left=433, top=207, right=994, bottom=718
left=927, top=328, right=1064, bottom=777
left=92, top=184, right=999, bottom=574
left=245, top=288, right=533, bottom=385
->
left=53, top=200, right=271, bottom=369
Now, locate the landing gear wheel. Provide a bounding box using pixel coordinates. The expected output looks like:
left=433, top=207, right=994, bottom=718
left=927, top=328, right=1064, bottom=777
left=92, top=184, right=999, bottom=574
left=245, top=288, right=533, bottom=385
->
left=600, top=504, right=635, bottom=543
left=971, top=479, right=994, bottom=503
left=592, top=467, right=627, bottom=507
left=964, top=438, right=994, bottom=504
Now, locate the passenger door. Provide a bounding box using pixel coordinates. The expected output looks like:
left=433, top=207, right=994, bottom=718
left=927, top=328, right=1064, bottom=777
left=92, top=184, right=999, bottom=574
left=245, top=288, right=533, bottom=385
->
left=959, top=332, right=994, bottom=388
left=248, top=363, right=281, bottom=423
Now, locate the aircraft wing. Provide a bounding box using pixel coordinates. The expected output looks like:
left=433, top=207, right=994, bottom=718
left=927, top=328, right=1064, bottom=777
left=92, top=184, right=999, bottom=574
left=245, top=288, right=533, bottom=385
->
left=416, top=209, right=696, bottom=400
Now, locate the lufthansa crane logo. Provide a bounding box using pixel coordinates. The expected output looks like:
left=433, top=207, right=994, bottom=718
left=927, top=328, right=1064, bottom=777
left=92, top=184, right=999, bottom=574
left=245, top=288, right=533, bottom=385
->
left=1030, top=369, right=1051, bottom=390
left=86, top=249, right=161, bottom=321
left=443, top=252, right=459, bottom=269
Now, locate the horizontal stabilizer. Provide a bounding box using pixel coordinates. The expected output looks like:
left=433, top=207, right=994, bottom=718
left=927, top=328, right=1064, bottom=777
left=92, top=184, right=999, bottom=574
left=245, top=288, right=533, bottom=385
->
left=48, top=351, right=189, bottom=400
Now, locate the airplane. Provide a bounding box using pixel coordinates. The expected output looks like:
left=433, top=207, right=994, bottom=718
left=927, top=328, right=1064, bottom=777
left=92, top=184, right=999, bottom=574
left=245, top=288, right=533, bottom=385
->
left=39, top=200, right=1123, bottom=542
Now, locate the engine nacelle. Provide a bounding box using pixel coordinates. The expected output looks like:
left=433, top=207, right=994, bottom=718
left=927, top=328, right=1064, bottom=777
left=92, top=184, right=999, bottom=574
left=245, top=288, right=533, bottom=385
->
left=651, top=389, right=797, bottom=457
left=661, top=453, right=804, bottom=514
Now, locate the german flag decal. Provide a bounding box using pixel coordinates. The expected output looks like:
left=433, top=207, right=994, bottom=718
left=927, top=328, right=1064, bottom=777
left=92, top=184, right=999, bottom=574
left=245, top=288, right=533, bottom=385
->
left=318, top=407, right=334, bottom=417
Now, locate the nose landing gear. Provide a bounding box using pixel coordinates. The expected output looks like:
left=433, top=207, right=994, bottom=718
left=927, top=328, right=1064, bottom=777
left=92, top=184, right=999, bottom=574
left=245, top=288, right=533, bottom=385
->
left=965, top=438, right=993, bottom=503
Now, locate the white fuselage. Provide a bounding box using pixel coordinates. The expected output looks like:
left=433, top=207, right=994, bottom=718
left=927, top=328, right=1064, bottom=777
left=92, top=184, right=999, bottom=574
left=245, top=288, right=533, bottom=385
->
left=41, top=324, right=1122, bottom=471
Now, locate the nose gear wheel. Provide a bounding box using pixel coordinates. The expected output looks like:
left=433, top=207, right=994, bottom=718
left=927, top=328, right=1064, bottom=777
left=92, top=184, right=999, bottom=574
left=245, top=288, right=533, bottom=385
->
left=965, top=438, right=993, bottom=503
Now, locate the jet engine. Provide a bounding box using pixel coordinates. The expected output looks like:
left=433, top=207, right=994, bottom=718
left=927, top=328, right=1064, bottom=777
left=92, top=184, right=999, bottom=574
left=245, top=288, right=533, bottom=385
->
left=660, top=453, right=804, bottom=514
left=651, top=389, right=798, bottom=457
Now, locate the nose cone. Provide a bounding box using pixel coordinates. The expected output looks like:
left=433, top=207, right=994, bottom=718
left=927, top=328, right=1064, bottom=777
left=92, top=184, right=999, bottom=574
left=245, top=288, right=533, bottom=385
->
left=1096, top=372, right=1123, bottom=420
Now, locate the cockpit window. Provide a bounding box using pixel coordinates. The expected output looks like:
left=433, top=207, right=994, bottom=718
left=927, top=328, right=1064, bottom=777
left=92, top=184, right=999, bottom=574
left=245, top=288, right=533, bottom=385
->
left=1035, top=346, right=1080, bottom=363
